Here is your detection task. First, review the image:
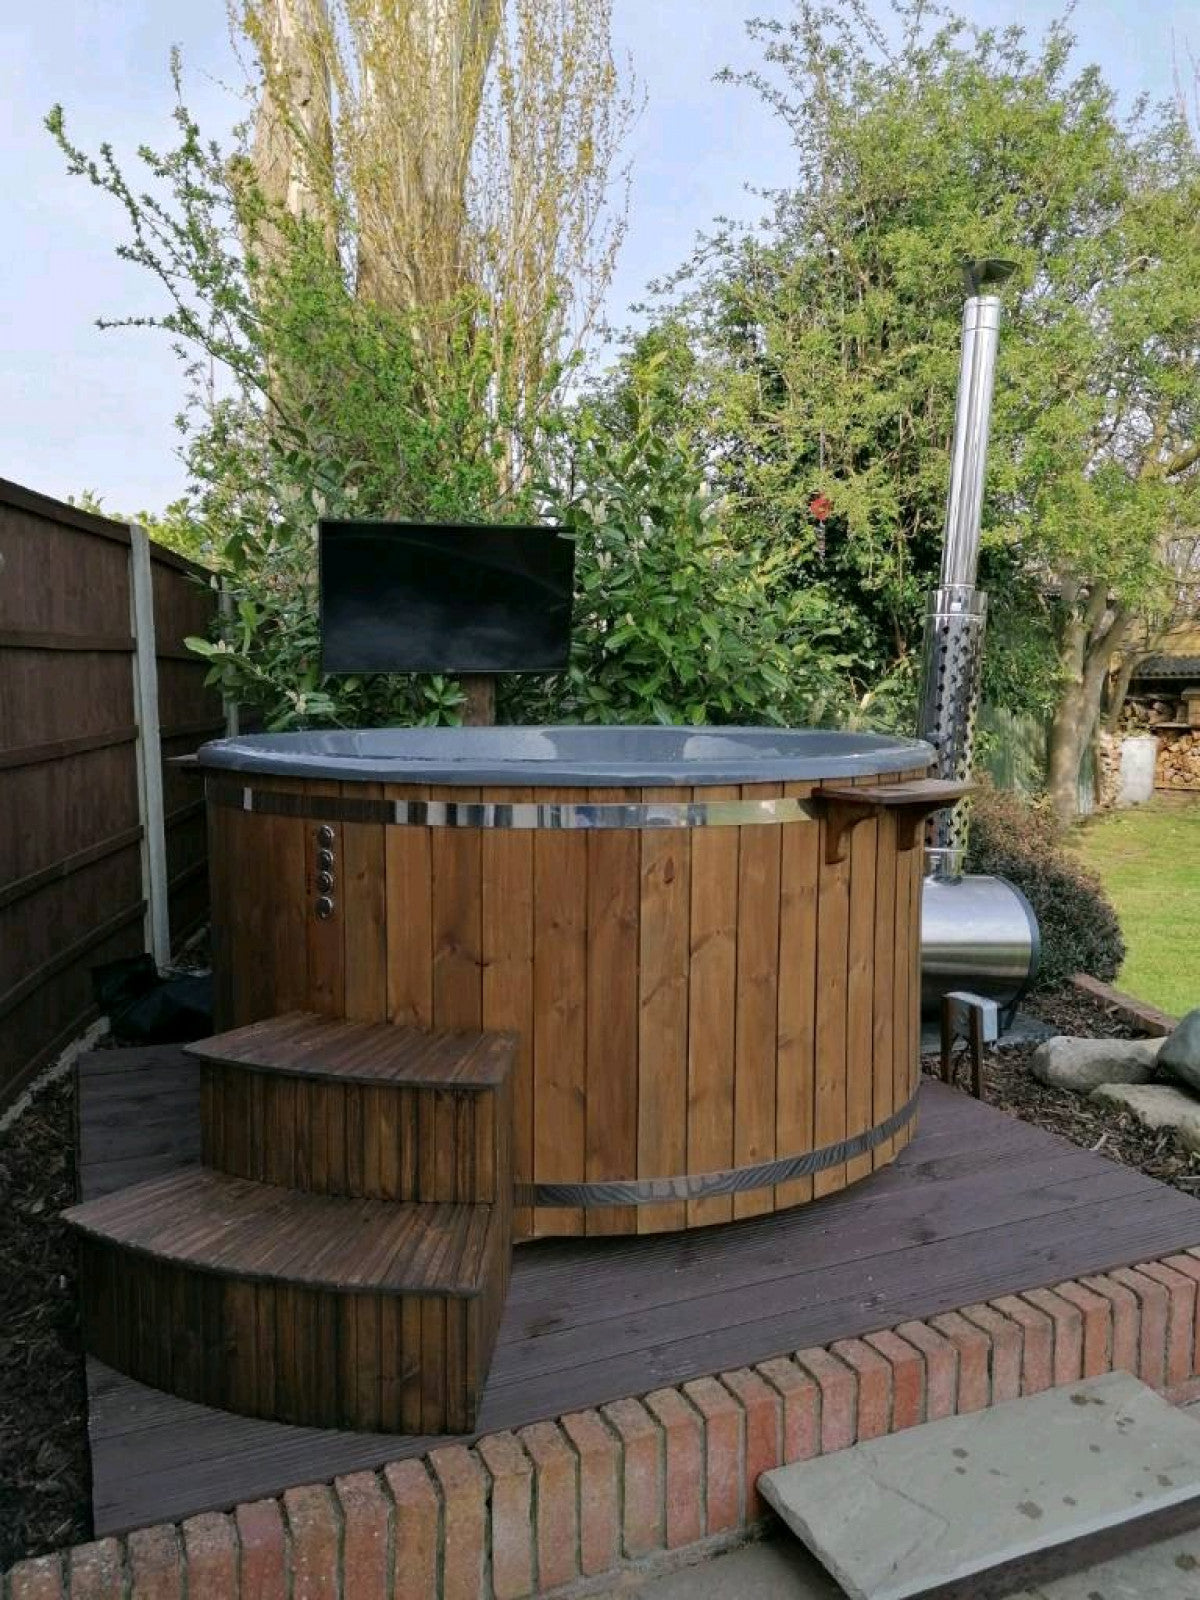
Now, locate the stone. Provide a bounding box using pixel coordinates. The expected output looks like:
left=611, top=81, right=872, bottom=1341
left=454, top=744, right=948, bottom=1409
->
left=758, top=1372, right=1200, bottom=1600
left=1159, top=1009, right=1200, bottom=1094
left=634, top=1526, right=1200, bottom=1600
left=1089, top=1082, right=1200, bottom=1153
left=1029, top=1035, right=1162, bottom=1094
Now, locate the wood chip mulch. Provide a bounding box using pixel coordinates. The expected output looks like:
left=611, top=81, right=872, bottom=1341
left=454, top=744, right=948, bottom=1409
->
left=931, top=987, right=1200, bottom=1196
left=0, top=1074, right=89, bottom=1570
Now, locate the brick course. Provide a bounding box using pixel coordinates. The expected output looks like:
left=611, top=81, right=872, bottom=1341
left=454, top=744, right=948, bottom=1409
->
left=10, top=1247, right=1200, bottom=1600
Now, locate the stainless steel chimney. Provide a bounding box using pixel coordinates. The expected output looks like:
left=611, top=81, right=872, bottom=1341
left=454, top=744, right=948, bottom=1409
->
left=918, top=259, right=1015, bottom=880
left=917, top=259, right=1040, bottom=1021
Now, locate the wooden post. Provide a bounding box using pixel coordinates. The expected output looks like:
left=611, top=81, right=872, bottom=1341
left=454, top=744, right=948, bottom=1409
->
left=128, top=523, right=171, bottom=967
left=461, top=674, right=496, bottom=726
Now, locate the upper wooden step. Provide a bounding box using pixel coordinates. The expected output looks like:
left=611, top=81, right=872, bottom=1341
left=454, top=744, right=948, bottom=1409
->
left=66, top=1167, right=501, bottom=1297
left=190, top=1012, right=516, bottom=1202
left=187, top=1012, right=516, bottom=1089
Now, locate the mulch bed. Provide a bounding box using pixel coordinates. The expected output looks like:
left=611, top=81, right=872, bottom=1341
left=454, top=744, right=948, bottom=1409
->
left=932, top=987, right=1200, bottom=1196
left=0, top=1073, right=89, bottom=1569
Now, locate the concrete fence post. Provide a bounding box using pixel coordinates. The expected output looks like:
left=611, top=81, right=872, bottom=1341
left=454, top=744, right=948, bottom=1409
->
left=218, top=582, right=240, bottom=737
left=128, top=523, right=171, bottom=966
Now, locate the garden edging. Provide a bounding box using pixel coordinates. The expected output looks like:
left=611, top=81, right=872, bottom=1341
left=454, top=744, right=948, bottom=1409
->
left=9, top=1248, right=1200, bottom=1599
left=1070, top=973, right=1179, bottom=1038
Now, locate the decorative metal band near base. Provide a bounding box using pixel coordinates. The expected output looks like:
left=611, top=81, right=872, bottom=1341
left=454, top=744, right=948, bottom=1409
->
left=520, top=1091, right=920, bottom=1208
left=206, top=780, right=818, bottom=831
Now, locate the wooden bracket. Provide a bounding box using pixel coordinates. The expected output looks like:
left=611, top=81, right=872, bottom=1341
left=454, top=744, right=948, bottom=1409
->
left=814, top=779, right=972, bottom=866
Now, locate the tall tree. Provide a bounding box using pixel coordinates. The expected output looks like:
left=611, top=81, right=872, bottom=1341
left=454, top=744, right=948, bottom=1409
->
left=628, top=2, right=1200, bottom=812
left=239, top=0, right=637, bottom=449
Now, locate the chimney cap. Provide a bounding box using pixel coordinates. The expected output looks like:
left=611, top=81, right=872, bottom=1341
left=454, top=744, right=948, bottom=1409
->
left=960, top=257, right=1017, bottom=296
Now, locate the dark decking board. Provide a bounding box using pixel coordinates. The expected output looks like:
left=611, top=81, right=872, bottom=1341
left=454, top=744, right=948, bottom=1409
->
left=78, top=1045, right=1200, bottom=1536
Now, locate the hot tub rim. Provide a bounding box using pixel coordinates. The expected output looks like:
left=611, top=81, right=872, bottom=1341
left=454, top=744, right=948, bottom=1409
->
left=196, top=724, right=935, bottom=787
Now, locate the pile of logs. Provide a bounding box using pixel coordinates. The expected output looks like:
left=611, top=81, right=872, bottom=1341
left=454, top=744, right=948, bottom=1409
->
left=1157, top=730, right=1200, bottom=790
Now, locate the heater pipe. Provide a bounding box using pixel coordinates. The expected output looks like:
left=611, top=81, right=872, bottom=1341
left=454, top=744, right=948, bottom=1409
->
left=918, top=260, right=1014, bottom=879
left=940, top=294, right=1006, bottom=591
left=916, top=260, right=1041, bottom=1018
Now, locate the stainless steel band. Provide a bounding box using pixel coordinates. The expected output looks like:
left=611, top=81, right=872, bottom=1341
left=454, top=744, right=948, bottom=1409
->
left=206, top=780, right=818, bottom=831
left=520, top=1092, right=920, bottom=1208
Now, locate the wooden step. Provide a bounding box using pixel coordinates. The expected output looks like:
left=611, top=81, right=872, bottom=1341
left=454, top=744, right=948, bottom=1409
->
left=187, top=1012, right=517, bottom=1088
left=65, top=1168, right=510, bottom=1434
left=187, top=1013, right=515, bottom=1203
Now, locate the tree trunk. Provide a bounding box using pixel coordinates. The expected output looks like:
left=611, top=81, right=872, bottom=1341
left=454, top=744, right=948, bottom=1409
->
left=1047, top=681, right=1090, bottom=821
left=1046, top=591, right=1132, bottom=822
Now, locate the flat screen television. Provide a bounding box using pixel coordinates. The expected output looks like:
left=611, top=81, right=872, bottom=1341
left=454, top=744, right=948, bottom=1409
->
left=318, top=520, right=575, bottom=674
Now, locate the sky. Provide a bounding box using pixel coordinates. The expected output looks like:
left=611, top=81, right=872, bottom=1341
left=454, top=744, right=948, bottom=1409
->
left=0, top=0, right=1194, bottom=515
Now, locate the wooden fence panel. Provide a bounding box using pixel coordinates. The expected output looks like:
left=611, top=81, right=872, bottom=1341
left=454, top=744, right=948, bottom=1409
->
left=0, top=479, right=223, bottom=1106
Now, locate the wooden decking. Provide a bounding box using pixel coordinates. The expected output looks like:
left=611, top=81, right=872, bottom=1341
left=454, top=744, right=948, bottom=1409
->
left=79, top=1044, right=1200, bottom=1536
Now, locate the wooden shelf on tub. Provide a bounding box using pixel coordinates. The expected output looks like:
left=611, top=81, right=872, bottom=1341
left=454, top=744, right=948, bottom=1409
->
left=815, top=779, right=972, bottom=864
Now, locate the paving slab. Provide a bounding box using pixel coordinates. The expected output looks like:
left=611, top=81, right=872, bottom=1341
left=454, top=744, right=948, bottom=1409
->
left=1020, top=1524, right=1200, bottom=1598
left=623, top=1530, right=1200, bottom=1600
left=624, top=1523, right=1200, bottom=1600
left=620, top=1541, right=842, bottom=1599
left=759, top=1372, right=1200, bottom=1600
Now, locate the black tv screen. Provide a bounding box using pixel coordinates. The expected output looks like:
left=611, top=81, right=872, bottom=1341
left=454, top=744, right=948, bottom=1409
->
left=319, top=520, right=575, bottom=674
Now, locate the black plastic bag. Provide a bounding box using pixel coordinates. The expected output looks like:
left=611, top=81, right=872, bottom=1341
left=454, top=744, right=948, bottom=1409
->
left=91, top=954, right=213, bottom=1044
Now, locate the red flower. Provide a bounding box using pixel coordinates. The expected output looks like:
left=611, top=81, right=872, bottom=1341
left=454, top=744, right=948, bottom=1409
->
left=808, top=493, right=833, bottom=522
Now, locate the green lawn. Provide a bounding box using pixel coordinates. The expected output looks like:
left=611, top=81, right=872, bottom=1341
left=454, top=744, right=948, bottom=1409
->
left=1069, top=796, right=1200, bottom=1019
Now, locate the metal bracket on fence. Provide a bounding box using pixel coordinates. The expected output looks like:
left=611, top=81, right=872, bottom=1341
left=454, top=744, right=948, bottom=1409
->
left=128, top=523, right=170, bottom=968
left=939, top=989, right=1000, bottom=1101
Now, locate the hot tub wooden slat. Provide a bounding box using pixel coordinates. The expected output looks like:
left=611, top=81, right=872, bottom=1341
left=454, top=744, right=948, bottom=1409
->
left=734, top=781, right=783, bottom=1221
left=871, top=773, right=901, bottom=1169
left=907, top=793, right=924, bottom=1131
left=481, top=786, right=535, bottom=1238
left=898, top=788, right=924, bottom=1156
left=430, top=784, right=483, bottom=1031
left=846, top=773, right=879, bottom=1186
left=775, top=779, right=819, bottom=1212
left=813, top=791, right=851, bottom=1200
left=533, top=791, right=588, bottom=1236
left=342, top=780, right=387, bottom=1021
left=585, top=789, right=640, bottom=1235
left=304, top=779, right=344, bottom=1016
left=270, top=791, right=309, bottom=1016
left=686, top=784, right=740, bottom=1228
left=384, top=790, right=433, bottom=1029
left=637, top=791, right=691, bottom=1234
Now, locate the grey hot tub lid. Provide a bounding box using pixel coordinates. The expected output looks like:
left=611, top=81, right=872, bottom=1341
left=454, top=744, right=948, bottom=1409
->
left=195, top=726, right=935, bottom=787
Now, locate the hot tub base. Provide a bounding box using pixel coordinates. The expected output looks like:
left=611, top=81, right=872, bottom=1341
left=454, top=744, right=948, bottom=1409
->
left=204, top=761, right=936, bottom=1237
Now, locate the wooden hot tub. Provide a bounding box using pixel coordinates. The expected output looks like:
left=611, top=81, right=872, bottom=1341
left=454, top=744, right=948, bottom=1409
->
left=199, top=726, right=944, bottom=1239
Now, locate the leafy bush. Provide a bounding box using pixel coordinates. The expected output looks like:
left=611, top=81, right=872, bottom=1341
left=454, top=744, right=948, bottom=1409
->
left=965, top=782, right=1125, bottom=990
left=52, top=91, right=862, bottom=733
left=502, top=376, right=854, bottom=727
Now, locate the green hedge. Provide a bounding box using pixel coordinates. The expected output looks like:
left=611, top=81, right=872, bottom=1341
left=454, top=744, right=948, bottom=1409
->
left=965, top=782, right=1125, bottom=991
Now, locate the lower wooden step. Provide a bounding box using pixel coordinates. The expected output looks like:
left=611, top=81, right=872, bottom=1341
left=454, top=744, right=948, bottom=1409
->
left=65, top=1169, right=510, bottom=1434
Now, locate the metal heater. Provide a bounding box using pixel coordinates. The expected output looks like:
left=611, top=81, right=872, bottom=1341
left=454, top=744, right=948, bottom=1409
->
left=918, top=260, right=1040, bottom=1018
